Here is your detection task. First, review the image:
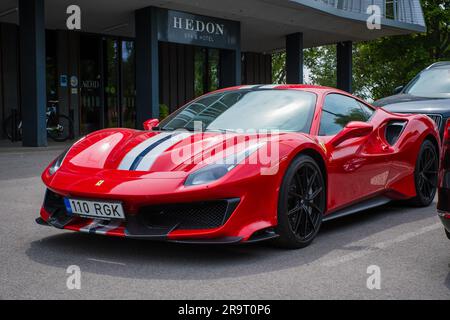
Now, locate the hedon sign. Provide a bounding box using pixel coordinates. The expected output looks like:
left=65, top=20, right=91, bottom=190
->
left=158, top=9, right=240, bottom=50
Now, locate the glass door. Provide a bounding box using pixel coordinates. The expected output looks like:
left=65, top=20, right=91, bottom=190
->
left=194, top=47, right=220, bottom=97
left=103, top=38, right=136, bottom=129
left=121, top=41, right=136, bottom=128
left=104, top=38, right=120, bottom=128
left=80, top=35, right=102, bottom=135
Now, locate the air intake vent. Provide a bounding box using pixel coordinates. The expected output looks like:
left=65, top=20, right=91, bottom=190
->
left=138, top=199, right=239, bottom=230
left=426, top=114, right=442, bottom=129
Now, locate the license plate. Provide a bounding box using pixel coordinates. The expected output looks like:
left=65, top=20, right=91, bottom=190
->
left=64, top=198, right=125, bottom=220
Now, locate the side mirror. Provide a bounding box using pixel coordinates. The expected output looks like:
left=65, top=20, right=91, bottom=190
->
left=329, top=121, right=373, bottom=147
left=393, top=85, right=404, bottom=94
left=143, top=118, right=160, bottom=131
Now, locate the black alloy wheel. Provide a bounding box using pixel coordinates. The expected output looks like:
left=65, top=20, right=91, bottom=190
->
left=411, top=140, right=438, bottom=207
left=276, top=154, right=326, bottom=249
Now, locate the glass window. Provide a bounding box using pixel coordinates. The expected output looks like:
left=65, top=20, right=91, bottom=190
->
left=403, top=68, right=450, bottom=98
left=159, top=89, right=317, bottom=133
left=80, top=35, right=102, bottom=135
left=194, top=48, right=206, bottom=97
left=104, top=38, right=119, bottom=128
left=121, top=41, right=135, bottom=128
left=208, top=49, right=220, bottom=92
left=194, top=47, right=220, bottom=98
left=46, top=30, right=57, bottom=103
left=358, top=101, right=375, bottom=119
left=319, top=94, right=372, bottom=136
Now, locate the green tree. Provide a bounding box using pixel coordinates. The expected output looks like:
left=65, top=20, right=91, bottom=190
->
left=274, top=1, right=450, bottom=101
left=272, top=51, right=287, bottom=84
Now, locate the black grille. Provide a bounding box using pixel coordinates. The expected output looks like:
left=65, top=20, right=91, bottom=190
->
left=43, top=189, right=72, bottom=228
left=138, top=199, right=239, bottom=230
left=44, top=189, right=66, bottom=215
left=426, top=114, right=443, bottom=129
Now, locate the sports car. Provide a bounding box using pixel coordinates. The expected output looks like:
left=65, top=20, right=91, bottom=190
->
left=37, top=85, right=440, bottom=248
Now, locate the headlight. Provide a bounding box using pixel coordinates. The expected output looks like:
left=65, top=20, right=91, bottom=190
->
left=185, top=164, right=233, bottom=186
left=48, top=149, right=68, bottom=175
left=184, top=142, right=266, bottom=186
left=48, top=136, right=85, bottom=176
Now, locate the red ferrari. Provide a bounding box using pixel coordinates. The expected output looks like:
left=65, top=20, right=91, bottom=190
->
left=37, top=85, right=440, bottom=248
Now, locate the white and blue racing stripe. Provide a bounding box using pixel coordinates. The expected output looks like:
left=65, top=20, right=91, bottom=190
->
left=133, top=132, right=193, bottom=171
left=119, top=131, right=193, bottom=171
left=118, top=132, right=173, bottom=170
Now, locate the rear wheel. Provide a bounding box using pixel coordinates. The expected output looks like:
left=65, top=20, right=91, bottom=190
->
left=275, top=154, right=326, bottom=249
left=409, top=140, right=438, bottom=207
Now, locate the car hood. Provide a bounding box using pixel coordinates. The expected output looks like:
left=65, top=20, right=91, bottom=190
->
left=59, top=128, right=300, bottom=176
left=372, top=93, right=444, bottom=107
left=378, top=97, right=450, bottom=115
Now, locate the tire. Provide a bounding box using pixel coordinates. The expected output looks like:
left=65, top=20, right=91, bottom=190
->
left=2, top=115, right=22, bottom=142
left=3, top=115, right=13, bottom=141
left=445, top=229, right=450, bottom=240
left=47, top=115, right=73, bottom=142
left=275, top=154, right=326, bottom=249
left=409, top=140, right=438, bottom=207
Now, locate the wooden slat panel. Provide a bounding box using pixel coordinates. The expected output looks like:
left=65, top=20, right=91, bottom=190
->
left=1, top=24, right=19, bottom=118
left=168, top=43, right=178, bottom=112
left=0, top=24, right=3, bottom=134
left=177, top=44, right=185, bottom=107
left=159, top=42, right=170, bottom=108
left=253, top=53, right=259, bottom=84
left=265, top=54, right=273, bottom=83
left=245, top=53, right=254, bottom=84
left=259, top=54, right=266, bottom=84
left=256, top=53, right=262, bottom=83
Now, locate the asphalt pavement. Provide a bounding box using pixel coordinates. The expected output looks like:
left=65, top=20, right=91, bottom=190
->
left=0, top=143, right=449, bottom=299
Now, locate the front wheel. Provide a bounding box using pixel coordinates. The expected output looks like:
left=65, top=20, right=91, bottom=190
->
left=275, top=154, right=326, bottom=249
left=409, top=140, right=438, bottom=207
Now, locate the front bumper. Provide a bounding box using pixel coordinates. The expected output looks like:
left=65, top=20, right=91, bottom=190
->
left=39, top=150, right=285, bottom=241
left=39, top=165, right=281, bottom=242
left=38, top=189, right=251, bottom=243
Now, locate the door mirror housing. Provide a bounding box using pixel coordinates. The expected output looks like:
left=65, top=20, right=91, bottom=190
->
left=143, top=119, right=160, bottom=131
left=393, top=85, right=404, bottom=94
left=329, top=121, right=373, bottom=147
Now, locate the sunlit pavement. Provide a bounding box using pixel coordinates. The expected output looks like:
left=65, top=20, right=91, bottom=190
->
left=0, top=142, right=449, bottom=299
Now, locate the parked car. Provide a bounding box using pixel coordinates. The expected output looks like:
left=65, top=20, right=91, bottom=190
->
left=36, top=85, right=440, bottom=249
left=437, top=119, right=450, bottom=239
left=373, top=62, right=450, bottom=138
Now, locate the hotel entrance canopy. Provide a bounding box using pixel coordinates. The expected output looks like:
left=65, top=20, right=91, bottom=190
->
left=0, top=0, right=426, bottom=52
left=0, top=0, right=426, bottom=147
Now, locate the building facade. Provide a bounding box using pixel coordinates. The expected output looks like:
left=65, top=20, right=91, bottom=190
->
left=0, top=0, right=425, bottom=146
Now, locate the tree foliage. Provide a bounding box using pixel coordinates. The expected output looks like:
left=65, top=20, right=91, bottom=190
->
left=274, top=1, right=450, bottom=101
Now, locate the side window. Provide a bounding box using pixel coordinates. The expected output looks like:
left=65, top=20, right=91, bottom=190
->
left=358, top=101, right=375, bottom=119
left=319, top=94, right=372, bottom=136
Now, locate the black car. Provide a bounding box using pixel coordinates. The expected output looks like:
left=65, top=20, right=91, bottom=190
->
left=373, top=61, right=450, bottom=138
left=374, top=61, right=450, bottom=240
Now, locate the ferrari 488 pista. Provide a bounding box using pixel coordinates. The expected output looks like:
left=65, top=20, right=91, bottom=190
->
left=37, top=85, right=440, bottom=248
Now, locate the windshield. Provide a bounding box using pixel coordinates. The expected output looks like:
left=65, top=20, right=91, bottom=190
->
left=404, top=68, right=450, bottom=98
left=158, top=89, right=317, bottom=132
